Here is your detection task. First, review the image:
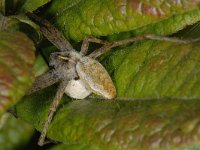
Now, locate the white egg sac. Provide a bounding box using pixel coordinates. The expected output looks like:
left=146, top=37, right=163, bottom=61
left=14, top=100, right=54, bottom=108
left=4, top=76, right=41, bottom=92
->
left=64, top=79, right=91, bottom=99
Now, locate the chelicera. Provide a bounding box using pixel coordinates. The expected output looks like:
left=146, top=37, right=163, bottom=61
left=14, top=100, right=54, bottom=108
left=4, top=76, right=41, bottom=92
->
left=26, top=13, right=199, bottom=146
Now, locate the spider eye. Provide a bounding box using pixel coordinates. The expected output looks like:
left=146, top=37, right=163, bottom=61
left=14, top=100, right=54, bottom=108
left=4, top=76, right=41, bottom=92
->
left=58, top=55, right=69, bottom=61
left=74, top=76, right=80, bottom=80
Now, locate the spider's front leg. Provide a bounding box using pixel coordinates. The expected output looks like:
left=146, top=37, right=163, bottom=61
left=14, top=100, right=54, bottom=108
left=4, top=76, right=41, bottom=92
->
left=80, top=36, right=108, bottom=55
left=38, top=80, right=68, bottom=146
left=89, top=34, right=200, bottom=58
left=27, top=12, right=74, bottom=52
left=26, top=70, right=59, bottom=95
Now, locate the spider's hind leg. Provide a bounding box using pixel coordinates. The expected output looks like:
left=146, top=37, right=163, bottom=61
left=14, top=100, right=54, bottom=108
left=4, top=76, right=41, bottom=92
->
left=81, top=36, right=108, bottom=55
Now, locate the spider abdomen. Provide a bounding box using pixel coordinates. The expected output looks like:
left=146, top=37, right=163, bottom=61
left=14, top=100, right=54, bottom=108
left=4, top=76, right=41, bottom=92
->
left=76, top=57, right=116, bottom=99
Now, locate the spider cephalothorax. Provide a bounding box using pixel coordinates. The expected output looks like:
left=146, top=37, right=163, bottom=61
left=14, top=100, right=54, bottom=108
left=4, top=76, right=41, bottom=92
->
left=49, top=51, right=79, bottom=80
left=26, top=13, right=200, bottom=146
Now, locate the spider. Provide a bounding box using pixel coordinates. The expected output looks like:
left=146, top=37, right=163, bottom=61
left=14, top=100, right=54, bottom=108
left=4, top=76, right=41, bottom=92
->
left=26, top=13, right=200, bottom=146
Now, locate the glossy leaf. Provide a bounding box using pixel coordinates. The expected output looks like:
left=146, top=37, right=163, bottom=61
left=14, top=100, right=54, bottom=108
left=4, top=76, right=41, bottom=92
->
left=16, top=92, right=200, bottom=150
left=0, top=113, right=34, bottom=150
left=0, top=14, right=21, bottom=31
left=34, top=54, right=48, bottom=76
left=0, top=14, right=41, bottom=41
left=45, top=0, right=200, bottom=41
left=5, top=0, right=51, bottom=13
left=50, top=143, right=102, bottom=150
left=108, top=8, right=200, bottom=41
left=104, top=41, right=200, bottom=97
left=20, top=0, right=51, bottom=12
left=0, top=0, right=5, bottom=15
left=0, top=31, right=35, bottom=114
left=50, top=144, right=200, bottom=150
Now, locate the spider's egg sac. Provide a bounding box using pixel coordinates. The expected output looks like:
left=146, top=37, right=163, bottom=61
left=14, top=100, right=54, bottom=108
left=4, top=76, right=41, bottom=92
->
left=64, top=79, right=91, bottom=99
left=76, top=57, right=116, bottom=99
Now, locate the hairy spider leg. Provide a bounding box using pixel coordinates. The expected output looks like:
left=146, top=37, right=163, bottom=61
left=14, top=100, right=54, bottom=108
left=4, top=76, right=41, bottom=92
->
left=26, top=70, right=59, bottom=95
left=80, top=36, right=108, bottom=55
left=27, top=12, right=74, bottom=52
left=38, top=80, right=68, bottom=146
left=89, top=34, right=200, bottom=59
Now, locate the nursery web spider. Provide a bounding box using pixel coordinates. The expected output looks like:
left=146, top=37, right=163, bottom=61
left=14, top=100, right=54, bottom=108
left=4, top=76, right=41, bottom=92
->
left=26, top=13, right=200, bottom=146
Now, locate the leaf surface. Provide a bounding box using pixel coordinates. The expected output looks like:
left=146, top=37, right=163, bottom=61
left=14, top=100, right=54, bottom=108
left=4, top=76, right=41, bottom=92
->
left=50, top=143, right=102, bottom=150
left=0, top=113, right=34, bottom=150
left=51, top=144, right=200, bottom=150
left=104, top=41, right=200, bottom=97
left=5, top=0, right=51, bottom=13
left=45, top=0, right=200, bottom=40
left=0, top=14, right=41, bottom=41
left=20, top=0, right=51, bottom=12
left=16, top=93, right=200, bottom=150
left=0, top=31, right=35, bottom=114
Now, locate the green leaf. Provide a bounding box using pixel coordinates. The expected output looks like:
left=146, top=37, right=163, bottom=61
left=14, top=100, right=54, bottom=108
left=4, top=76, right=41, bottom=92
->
left=45, top=0, right=200, bottom=41
left=16, top=93, right=200, bottom=150
left=10, top=14, right=42, bottom=41
left=0, top=14, right=21, bottom=31
left=104, top=41, right=200, bottom=97
left=20, top=0, right=51, bottom=12
left=5, top=0, right=51, bottom=13
left=108, top=8, right=200, bottom=41
left=0, top=113, right=34, bottom=150
left=0, top=14, right=41, bottom=41
left=0, top=31, right=35, bottom=114
left=51, top=144, right=200, bottom=150
left=51, top=143, right=102, bottom=150
left=0, top=0, right=5, bottom=15
left=177, top=145, right=200, bottom=150
left=34, top=54, right=48, bottom=76
left=131, top=8, right=200, bottom=36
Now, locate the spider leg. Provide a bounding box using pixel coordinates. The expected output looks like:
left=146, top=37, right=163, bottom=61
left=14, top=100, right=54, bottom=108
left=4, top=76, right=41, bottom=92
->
left=144, top=34, right=200, bottom=44
left=38, top=138, right=58, bottom=145
left=80, top=36, right=108, bottom=55
left=38, top=80, right=68, bottom=146
left=26, top=70, right=59, bottom=95
left=26, top=12, right=74, bottom=52
left=89, top=34, right=200, bottom=59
